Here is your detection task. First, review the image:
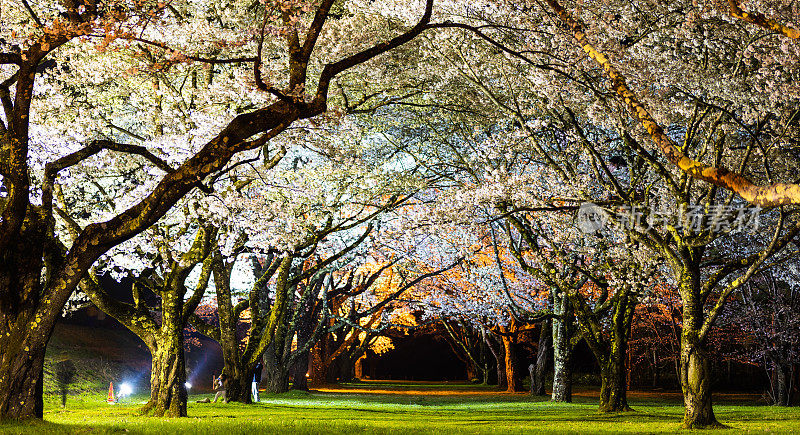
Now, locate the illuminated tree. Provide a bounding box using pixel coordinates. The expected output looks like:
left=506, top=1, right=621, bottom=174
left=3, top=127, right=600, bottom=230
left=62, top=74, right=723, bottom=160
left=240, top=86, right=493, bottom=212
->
left=0, top=0, right=441, bottom=419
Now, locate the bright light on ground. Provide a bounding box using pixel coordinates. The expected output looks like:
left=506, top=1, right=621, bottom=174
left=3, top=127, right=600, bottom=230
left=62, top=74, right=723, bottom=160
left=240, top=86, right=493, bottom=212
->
left=119, top=383, right=133, bottom=397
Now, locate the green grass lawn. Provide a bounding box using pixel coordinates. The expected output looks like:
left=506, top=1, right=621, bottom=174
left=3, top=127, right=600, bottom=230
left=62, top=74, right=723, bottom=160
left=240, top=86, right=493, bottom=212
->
left=1, top=383, right=798, bottom=434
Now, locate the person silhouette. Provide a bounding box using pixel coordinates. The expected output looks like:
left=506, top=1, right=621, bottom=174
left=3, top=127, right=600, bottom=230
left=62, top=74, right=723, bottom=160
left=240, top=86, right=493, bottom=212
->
left=212, top=373, right=228, bottom=403
left=252, top=361, right=264, bottom=402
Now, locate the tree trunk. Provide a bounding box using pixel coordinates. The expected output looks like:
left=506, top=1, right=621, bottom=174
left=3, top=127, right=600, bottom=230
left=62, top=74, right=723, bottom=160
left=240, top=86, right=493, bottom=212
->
left=0, top=234, right=59, bottom=421
left=597, top=292, right=634, bottom=413
left=551, top=296, right=573, bottom=402
left=140, top=337, right=187, bottom=417
left=680, top=339, right=718, bottom=427
left=225, top=369, right=251, bottom=403
left=502, top=332, right=522, bottom=392
left=214, top=258, right=251, bottom=404
left=291, top=307, right=315, bottom=391
left=308, top=339, right=328, bottom=387
left=679, top=275, right=720, bottom=428
left=484, top=332, right=506, bottom=389
left=333, top=354, right=356, bottom=383
left=263, top=342, right=290, bottom=393
left=139, top=289, right=188, bottom=417
left=264, top=363, right=290, bottom=393
left=292, top=350, right=310, bottom=391
left=481, top=338, right=490, bottom=385
left=216, top=332, right=250, bottom=404
left=532, top=320, right=551, bottom=396
left=466, top=362, right=479, bottom=382
left=0, top=337, right=46, bottom=420
left=772, top=364, right=791, bottom=406
left=496, top=355, right=506, bottom=390
left=599, top=359, right=631, bottom=412
left=652, top=348, right=659, bottom=388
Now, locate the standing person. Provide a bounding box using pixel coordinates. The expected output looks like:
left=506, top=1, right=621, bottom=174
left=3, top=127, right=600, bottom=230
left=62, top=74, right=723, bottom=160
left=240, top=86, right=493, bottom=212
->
left=252, top=361, right=263, bottom=402
left=212, top=373, right=228, bottom=403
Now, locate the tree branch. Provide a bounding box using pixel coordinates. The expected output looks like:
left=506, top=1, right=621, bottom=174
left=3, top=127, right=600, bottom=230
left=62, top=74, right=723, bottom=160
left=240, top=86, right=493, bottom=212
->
left=728, top=0, right=799, bottom=39
left=0, top=53, right=22, bottom=65
left=313, top=0, right=435, bottom=107
left=544, top=0, right=800, bottom=208
left=20, top=0, right=43, bottom=27
left=42, top=139, right=175, bottom=216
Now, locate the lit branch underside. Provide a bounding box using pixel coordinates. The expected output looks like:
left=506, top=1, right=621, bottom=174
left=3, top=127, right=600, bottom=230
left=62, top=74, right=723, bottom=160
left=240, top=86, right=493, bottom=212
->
left=728, top=0, right=799, bottom=39
left=545, top=0, right=800, bottom=208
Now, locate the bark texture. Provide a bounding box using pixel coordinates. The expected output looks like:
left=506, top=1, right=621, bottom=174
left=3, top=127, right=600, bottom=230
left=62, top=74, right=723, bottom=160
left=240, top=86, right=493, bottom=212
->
left=531, top=320, right=551, bottom=396
left=551, top=294, right=574, bottom=403
left=680, top=274, right=721, bottom=428
left=499, top=324, right=523, bottom=392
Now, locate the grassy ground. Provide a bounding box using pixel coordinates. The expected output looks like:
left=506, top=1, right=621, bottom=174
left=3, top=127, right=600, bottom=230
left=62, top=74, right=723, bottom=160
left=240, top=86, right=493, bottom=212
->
left=1, top=382, right=798, bottom=434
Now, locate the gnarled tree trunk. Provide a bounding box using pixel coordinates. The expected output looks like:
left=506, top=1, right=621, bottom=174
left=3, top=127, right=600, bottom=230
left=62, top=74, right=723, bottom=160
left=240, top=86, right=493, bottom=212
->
left=0, top=217, right=56, bottom=420
left=0, top=334, right=47, bottom=420
left=680, top=336, right=717, bottom=427
left=140, top=290, right=188, bottom=417
left=141, top=338, right=187, bottom=417
left=679, top=275, right=720, bottom=428
left=599, top=358, right=630, bottom=412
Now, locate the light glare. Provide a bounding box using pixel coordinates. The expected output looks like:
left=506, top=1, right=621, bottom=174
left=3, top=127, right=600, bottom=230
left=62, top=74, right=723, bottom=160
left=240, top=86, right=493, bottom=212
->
left=119, top=383, right=133, bottom=397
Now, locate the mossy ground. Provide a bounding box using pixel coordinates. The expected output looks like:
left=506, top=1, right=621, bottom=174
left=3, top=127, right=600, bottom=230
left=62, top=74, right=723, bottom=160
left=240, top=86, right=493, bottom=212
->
left=1, top=382, right=798, bottom=434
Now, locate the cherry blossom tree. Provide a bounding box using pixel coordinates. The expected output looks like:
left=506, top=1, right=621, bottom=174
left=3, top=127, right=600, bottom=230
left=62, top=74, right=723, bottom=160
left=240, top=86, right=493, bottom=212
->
left=0, top=0, right=446, bottom=420
left=181, top=124, right=470, bottom=396
left=81, top=212, right=217, bottom=417
left=541, top=0, right=800, bottom=207
left=730, top=268, right=800, bottom=406
left=411, top=1, right=800, bottom=424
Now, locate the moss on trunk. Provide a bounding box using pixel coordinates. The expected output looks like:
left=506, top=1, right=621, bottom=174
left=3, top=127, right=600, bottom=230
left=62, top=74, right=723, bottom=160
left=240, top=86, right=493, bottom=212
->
left=679, top=273, right=722, bottom=429
left=551, top=295, right=574, bottom=403
left=0, top=338, right=46, bottom=420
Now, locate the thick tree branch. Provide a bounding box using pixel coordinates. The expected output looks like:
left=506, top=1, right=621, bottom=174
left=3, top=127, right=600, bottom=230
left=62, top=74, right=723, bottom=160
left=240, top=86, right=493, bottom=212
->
left=545, top=0, right=800, bottom=208
left=302, top=0, right=338, bottom=60
left=81, top=272, right=159, bottom=344
left=728, top=0, right=799, bottom=39
left=0, top=53, right=22, bottom=65
left=313, top=0, right=435, bottom=106
left=42, top=139, right=175, bottom=216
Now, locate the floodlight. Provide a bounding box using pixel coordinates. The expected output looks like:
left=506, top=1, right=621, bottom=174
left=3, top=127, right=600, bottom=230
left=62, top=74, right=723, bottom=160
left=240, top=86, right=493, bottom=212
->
left=119, top=383, right=133, bottom=397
